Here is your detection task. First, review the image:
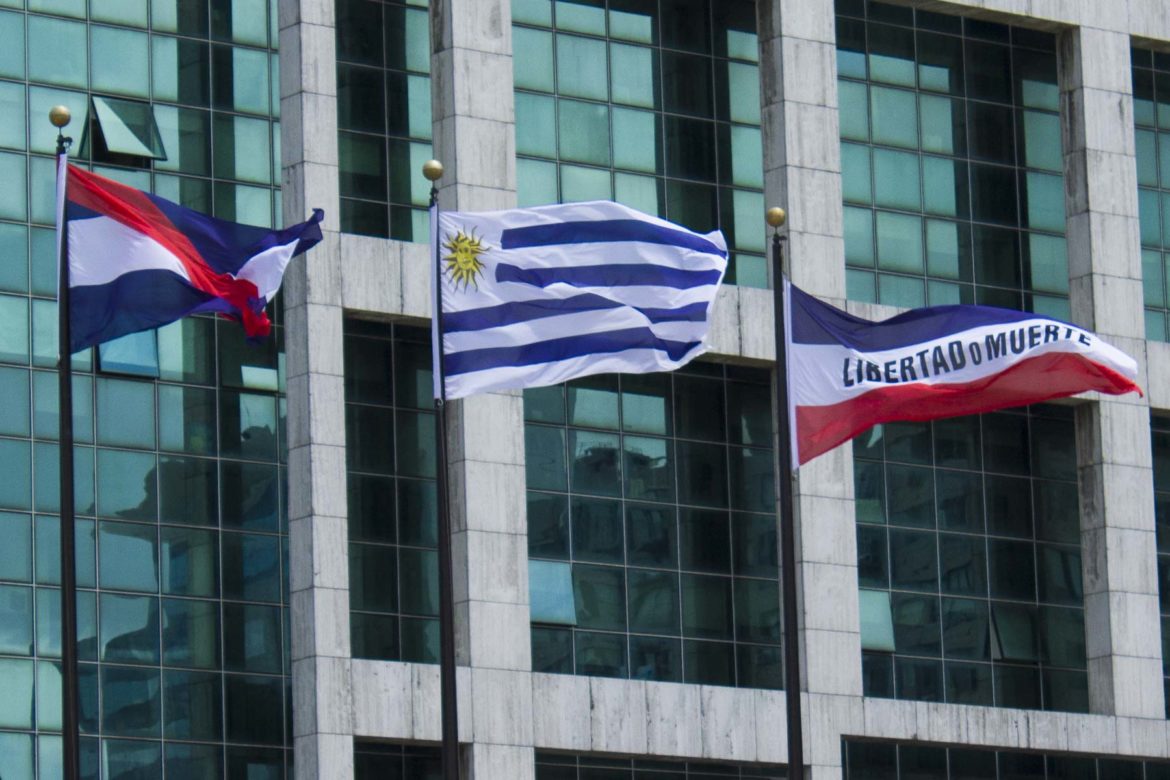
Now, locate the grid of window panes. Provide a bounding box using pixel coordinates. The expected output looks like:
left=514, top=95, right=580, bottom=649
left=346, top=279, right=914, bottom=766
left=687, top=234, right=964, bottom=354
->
left=0, top=0, right=283, bottom=228
left=0, top=0, right=290, bottom=775
left=336, top=0, right=432, bottom=241
left=511, top=0, right=767, bottom=288
left=1132, top=48, right=1170, bottom=342
left=843, top=741, right=1170, bottom=779
left=0, top=313, right=292, bottom=777
left=535, top=751, right=786, bottom=778
left=524, top=364, right=781, bottom=688
left=344, top=319, right=440, bottom=662
left=854, top=406, right=1088, bottom=712
left=354, top=741, right=440, bottom=778
left=1150, top=413, right=1170, bottom=716
left=835, top=0, right=1069, bottom=315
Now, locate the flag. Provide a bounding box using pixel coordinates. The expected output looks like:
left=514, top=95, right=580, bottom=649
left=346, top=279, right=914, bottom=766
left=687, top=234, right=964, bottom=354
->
left=62, top=163, right=324, bottom=353
left=432, top=200, right=728, bottom=400
left=786, top=281, right=1142, bottom=466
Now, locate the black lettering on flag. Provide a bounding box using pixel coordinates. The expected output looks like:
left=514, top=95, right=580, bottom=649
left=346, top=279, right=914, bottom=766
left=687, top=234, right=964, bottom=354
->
left=1079, top=333, right=1091, bottom=346
left=884, top=361, right=897, bottom=382
left=842, top=358, right=854, bottom=387
left=932, top=345, right=949, bottom=374
left=948, top=340, right=967, bottom=370
left=916, top=349, right=930, bottom=376
left=1010, top=328, right=1027, bottom=354
left=900, top=355, right=917, bottom=381
left=866, top=362, right=882, bottom=382
left=1044, top=324, right=1060, bottom=343
left=986, top=333, right=1007, bottom=360
left=968, top=341, right=983, bottom=365
left=1028, top=324, right=1042, bottom=348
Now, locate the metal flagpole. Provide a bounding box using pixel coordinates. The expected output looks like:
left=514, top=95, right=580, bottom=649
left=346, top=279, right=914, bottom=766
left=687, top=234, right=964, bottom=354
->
left=768, top=207, right=804, bottom=780
left=51, top=105, right=80, bottom=780
left=424, top=160, right=461, bottom=780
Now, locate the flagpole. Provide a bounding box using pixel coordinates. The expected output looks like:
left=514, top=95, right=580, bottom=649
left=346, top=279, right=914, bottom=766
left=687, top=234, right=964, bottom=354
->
left=423, top=160, right=461, bottom=780
left=51, top=105, right=80, bottom=780
left=768, top=207, right=804, bottom=779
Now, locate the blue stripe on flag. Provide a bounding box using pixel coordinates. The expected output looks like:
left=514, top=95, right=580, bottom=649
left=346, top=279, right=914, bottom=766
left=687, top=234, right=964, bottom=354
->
left=500, top=219, right=726, bottom=257
left=790, top=284, right=1060, bottom=352
left=444, top=328, right=701, bottom=376
left=442, top=295, right=709, bottom=333
left=497, top=263, right=721, bottom=290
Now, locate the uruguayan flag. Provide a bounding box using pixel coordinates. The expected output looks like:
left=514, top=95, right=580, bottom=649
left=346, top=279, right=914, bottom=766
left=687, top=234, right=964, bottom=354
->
left=432, top=200, right=728, bottom=400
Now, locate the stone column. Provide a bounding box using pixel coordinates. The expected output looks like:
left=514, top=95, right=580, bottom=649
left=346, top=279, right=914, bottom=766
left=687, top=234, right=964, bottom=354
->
left=431, top=1, right=535, bottom=776
left=1062, top=26, right=1164, bottom=719
left=759, top=2, right=862, bottom=779
left=280, top=0, right=352, bottom=775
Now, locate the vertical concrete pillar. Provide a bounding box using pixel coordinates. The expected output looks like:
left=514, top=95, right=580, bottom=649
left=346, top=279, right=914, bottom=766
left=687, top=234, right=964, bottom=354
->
left=760, top=2, right=859, bottom=778
left=1062, top=26, right=1164, bottom=719
left=431, top=2, right=535, bottom=777
left=279, top=0, right=352, bottom=775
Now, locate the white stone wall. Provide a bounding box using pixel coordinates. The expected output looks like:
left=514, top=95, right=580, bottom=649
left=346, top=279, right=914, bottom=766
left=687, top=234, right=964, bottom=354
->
left=282, top=0, right=1170, bottom=777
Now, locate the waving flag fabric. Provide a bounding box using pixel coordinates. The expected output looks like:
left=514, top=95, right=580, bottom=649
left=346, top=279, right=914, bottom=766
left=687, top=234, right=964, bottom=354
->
left=787, top=281, right=1142, bottom=466
left=63, top=164, right=323, bottom=353
left=432, top=200, right=728, bottom=400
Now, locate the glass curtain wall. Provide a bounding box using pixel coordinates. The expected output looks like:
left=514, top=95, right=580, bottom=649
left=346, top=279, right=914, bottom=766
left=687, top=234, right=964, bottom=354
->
left=335, top=0, right=432, bottom=242
left=535, top=752, right=786, bottom=778
left=511, top=0, right=767, bottom=287
left=1152, top=412, right=1170, bottom=716
left=343, top=319, right=440, bottom=662
left=524, top=364, right=781, bottom=688
left=854, top=406, right=1087, bottom=712
left=836, top=0, right=1068, bottom=315
left=1133, top=47, right=1170, bottom=342
left=0, top=0, right=290, bottom=775
left=843, top=741, right=1170, bottom=779
left=354, top=741, right=441, bottom=778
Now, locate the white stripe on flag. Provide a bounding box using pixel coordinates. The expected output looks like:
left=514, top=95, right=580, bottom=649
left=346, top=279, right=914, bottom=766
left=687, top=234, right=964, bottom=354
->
left=69, top=216, right=191, bottom=288
left=788, top=318, right=1137, bottom=407
left=434, top=200, right=727, bottom=400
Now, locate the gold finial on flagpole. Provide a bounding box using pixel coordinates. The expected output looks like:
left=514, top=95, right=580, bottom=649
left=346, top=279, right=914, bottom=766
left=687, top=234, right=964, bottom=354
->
left=49, top=105, right=72, bottom=128
left=422, top=159, right=444, bottom=181
left=766, top=206, right=786, bottom=229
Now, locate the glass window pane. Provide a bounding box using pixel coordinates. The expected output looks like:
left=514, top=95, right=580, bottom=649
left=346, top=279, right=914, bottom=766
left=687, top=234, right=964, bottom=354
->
left=99, top=520, right=159, bottom=591
left=99, top=592, right=159, bottom=663
left=870, top=86, right=918, bottom=148
left=876, top=211, right=923, bottom=273
left=96, top=378, right=156, bottom=449
left=223, top=532, right=281, bottom=602
left=516, top=92, right=557, bottom=157
left=859, top=588, right=895, bottom=651
left=97, top=449, right=157, bottom=520
left=529, top=559, right=576, bottom=624
left=612, top=108, right=658, bottom=173
left=557, top=34, right=607, bottom=100
left=558, top=99, right=610, bottom=166
left=514, top=28, right=554, bottom=92
left=610, top=43, right=655, bottom=108
left=572, top=564, right=625, bottom=631
left=0, top=153, right=27, bottom=221
left=28, top=16, right=87, bottom=88
left=92, top=26, right=149, bottom=97
left=873, top=149, right=920, bottom=210
left=0, top=82, right=26, bottom=152
left=0, top=10, right=25, bottom=79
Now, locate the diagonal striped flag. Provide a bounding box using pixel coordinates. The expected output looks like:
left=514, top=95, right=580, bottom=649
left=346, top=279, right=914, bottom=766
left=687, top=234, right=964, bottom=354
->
left=432, top=201, right=728, bottom=400
left=786, top=281, right=1142, bottom=466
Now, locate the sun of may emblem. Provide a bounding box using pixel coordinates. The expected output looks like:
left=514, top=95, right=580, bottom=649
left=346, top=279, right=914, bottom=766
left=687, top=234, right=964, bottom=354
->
left=442, top=230, right=489, bottom=291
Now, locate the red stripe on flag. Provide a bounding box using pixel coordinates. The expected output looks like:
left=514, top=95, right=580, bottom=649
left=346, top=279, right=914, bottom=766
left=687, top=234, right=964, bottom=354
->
left=66, top=166, right=270, bottom=338
left=795, top=352, right=1140, bottom=465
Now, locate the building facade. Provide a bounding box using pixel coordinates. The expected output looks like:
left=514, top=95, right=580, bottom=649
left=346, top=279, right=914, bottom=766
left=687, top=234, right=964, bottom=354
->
left=5, top=0, right=1170, bottom=777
